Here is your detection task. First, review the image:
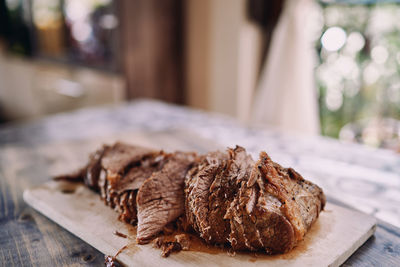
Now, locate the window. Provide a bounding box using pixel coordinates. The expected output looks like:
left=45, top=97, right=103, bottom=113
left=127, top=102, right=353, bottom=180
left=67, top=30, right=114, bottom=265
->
left=317, top=1, right=400, bottom=149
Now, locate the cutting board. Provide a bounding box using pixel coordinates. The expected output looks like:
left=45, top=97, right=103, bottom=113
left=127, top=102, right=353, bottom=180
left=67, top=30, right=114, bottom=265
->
left=24, top=180, right=376, bottom=267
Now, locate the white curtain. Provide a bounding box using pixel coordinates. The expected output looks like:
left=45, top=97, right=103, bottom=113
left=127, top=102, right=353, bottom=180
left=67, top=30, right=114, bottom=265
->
left=251, top=0, right=320, bottom=135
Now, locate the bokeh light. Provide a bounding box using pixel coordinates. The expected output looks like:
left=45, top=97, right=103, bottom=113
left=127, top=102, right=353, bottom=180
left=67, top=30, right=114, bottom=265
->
left=371, top=46, right=389, bottom=64
left=363, top=63, right=381, bottom=85
left=345, top=32, right=365, bottom=53
left=326, top=89, right=343, bottom=111
left=71, top=21, right=92, bottom=42
left=321, top=27, right=347, bottom=52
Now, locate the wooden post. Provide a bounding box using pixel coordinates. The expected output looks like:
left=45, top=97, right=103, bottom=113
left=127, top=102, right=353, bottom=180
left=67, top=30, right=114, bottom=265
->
left=119, top=0, right=184, bottom=104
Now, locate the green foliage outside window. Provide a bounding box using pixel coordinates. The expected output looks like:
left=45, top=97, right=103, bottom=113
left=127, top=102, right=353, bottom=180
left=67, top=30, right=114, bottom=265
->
left=316, top=3, right=400, bottom=149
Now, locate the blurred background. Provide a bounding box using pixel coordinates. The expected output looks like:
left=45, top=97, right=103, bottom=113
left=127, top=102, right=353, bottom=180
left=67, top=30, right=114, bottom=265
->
left=1, top=0, right=400, bottom=152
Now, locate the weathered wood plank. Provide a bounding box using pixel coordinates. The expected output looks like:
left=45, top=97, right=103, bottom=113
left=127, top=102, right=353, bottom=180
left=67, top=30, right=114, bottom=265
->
left=342, top=221, right=400, bottom=266
left=0, top=141, right=107, bottom=267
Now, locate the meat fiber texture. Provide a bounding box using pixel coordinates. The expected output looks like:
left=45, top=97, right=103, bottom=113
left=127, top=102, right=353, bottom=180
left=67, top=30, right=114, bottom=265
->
left=136, top=152, right=196, bottom=244
left=56, top=142, right=197, bottom=243
left=56, top=142, right=325, bottom=254
left=185, top=146, right=325, bottom=254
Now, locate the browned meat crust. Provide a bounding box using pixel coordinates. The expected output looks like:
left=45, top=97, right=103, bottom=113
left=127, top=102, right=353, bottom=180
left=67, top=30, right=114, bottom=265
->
left=185, top=146, right=325, bottom=254
left=85, top=145, right=111, bottom=190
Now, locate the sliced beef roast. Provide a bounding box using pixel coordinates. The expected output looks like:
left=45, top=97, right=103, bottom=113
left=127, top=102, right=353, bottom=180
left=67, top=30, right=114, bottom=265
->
left=98, top=143, right=159, bottom=205
left=56, top=142, right=169, bottom=225
left=56, top=142, right=325, bottom=255
left=185, top=146, right=325, bottom=254
left=85, top=145, right=111, bottom=190
left=136, top=152, right=197, bottom=244
left=99, top=143, right=170, bottom=224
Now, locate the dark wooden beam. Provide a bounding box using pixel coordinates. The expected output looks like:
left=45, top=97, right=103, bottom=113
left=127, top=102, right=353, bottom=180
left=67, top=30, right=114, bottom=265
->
left=119, top=0, right=184, bottom=104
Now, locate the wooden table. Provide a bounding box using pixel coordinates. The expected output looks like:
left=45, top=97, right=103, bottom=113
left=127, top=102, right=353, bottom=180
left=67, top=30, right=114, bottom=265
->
left=1, top=100, right=399, bottom=266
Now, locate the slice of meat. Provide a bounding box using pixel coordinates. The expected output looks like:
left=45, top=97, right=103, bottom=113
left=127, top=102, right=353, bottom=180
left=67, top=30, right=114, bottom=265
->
left=109, top=154, right=170, bottom=223
left=184, top=152, right=229, bottom=243
left=233, top=151, right=325, bottom=254
left=256, top=153, right=326, bottom=245
left=208, top=147, right=254, bottom=245
left=136, top=152, right=197, bottom=244
left=83, top=145, right=111, bottom=190
left=117, top=190, right=137, bottom=224
left=113, top=154, right=168, bottom=193
left=101, top=142, right=157, bottom=187
left=99, top=143, right=162, bottom=207
left=101, top=144, right=170, bottom=225
left=185, top=147, right=254, bottom=246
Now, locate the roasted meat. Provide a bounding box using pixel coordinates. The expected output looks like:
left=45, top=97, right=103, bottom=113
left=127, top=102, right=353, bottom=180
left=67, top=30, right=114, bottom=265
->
left=136, top=151, right=196, bottom=244
left=153, top=233, right=191, bottom=257
left=56, top=142, right=325, bottom=256
left=185, top=146, right=325, bottom=254
left=55, top=142, right=198, bottom=240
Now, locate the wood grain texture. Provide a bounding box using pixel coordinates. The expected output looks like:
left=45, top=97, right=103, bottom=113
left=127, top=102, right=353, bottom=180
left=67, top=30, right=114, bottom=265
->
left=23, top=180, right=376, bottom=267
left=0, top=147, right=104, bottom=266
left=328, top=197, right=400, bottom=267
